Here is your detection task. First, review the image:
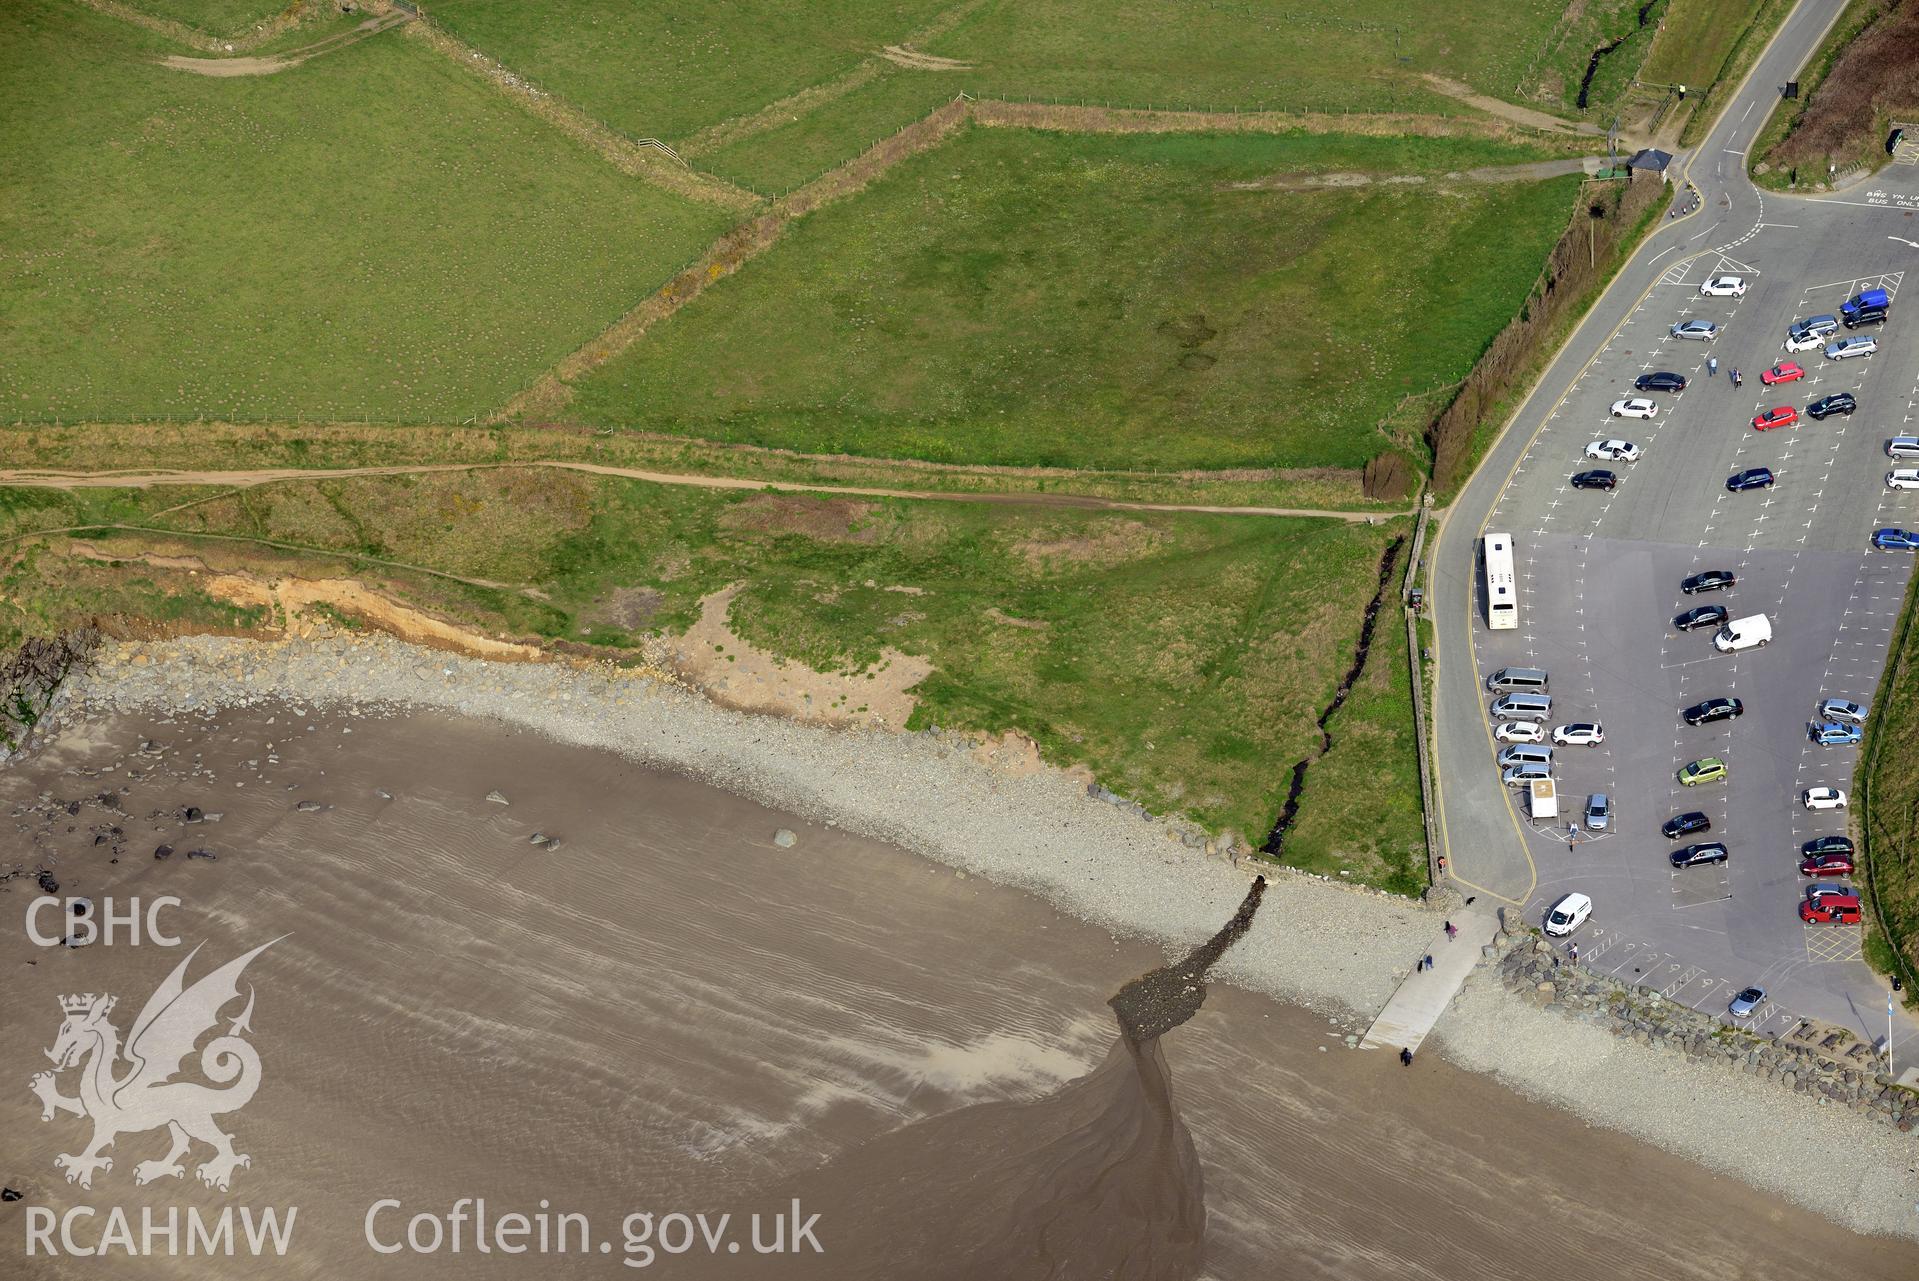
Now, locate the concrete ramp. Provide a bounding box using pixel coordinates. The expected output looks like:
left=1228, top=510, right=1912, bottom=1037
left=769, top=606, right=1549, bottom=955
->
left=1359, top=907, right=1498, bottom=1054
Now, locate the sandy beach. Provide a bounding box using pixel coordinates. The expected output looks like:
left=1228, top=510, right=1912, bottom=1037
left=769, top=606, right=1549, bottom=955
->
left=2, top=634, right=1917, bottom=1278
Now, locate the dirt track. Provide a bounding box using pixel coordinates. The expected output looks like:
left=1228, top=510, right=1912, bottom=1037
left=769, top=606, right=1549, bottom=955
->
left=0, top=461, right=1405, bottom=521
left=158, top=11, right=411, bottom=77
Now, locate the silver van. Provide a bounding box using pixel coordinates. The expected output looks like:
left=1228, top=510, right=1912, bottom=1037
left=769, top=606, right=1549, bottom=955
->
left=1497, top=745, right=1555, bottom=769
left=1491, top=692, right=1553, bottom=722
left=1889, top=437, right=1919, bottom=460
left=1486, top=666, right=1550, bottom=692
left=1502, top=763, right=1553, bottom=788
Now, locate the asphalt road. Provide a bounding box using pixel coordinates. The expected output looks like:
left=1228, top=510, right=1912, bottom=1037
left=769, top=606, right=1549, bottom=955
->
left=1431, top=0, right=1919, bottom=1055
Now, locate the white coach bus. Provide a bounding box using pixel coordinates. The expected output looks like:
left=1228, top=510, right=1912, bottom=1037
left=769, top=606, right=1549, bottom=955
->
left=1483, top=531, right=1518, bottom=630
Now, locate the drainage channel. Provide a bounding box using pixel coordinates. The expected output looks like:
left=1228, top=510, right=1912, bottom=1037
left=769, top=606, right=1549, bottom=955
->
left=1261, top=536, right=1405, bottom=857
left=1577, top=2, right=1661, bottom=111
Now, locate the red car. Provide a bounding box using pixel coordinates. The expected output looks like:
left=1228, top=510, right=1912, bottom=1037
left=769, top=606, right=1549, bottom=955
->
left=1800, top=890, right=1862, bottom=924
left=1799, top=853, right=1855, bottom=878
left=1761, top=361, right=1806, bottom=386
left=1753, top=406, right=1799, bottom=431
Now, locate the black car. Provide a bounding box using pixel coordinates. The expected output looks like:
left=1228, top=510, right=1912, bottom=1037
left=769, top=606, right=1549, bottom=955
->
left=1671, top=842, right=1730, bottom=868
left=1807, top=392, right=1857, bottom=420
left=1844, top=305, right=1889, bottom=329
left=1726, top=467, right=1775, bottom=493
left=1635, top=371, right=1689, bottom=393
left=1663, top=811, right=1712, bottom=840
left=1571, top=469, right=1617, bottom=491
left=1802, top=834, right=1855, bottom=859
left=1682, top=569, right=1736, bottom=594
left=1683, top=697, right=1744, bottom=726
left=1673, top=604, right=1729, bottom=632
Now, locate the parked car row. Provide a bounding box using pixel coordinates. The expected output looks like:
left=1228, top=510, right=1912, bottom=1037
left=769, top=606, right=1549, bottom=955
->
left=1530, top=282, right=1896, bottom=953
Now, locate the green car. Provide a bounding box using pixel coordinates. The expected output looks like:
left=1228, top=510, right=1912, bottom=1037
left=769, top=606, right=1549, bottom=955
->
left=1679, top=757, right=1729, bottom=787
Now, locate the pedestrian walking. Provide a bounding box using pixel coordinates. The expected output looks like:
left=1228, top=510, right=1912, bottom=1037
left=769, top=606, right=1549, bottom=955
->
left=1708, top=356, right=1718, bottom=378
left=1423, top=953, right=1435, bottom=971
left=1444, top=921, right=1458, bottom=941
left=1400, top=1046, right=1414, bottom=1067
left=1732, top=368, right=1741, bottom=388
left=1569, top=943, right=1579, bottom=964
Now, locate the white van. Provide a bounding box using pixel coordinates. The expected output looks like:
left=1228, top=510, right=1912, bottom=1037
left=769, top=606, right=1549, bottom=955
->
left=1544, top=892, right=1592, bottom=937
left=1491, top=692, right=1553, bottom=722
left=1497, top=745, right=1554, bottom=769
left=1714, top=614, right=1772, bottom=653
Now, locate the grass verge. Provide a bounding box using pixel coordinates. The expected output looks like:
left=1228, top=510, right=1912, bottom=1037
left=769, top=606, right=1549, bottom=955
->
left=1855, top=556, right=1919, bottom=1004
left=1747, top=0, right=1896, bottom=189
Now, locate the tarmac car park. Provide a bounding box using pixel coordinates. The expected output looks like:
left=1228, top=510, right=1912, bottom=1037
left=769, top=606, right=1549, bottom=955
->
left=1442, top=109, right=1919, bottom=1053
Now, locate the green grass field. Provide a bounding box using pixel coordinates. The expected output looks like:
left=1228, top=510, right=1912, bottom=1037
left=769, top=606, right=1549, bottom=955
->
left=930, top=0, right=1556, bottom=114
left=0, top=0, right=728, bottom=424
left=567, top=127, right=1579, bottom=472
left=1278, top=577, right=1425, bottom=895
left=0, top=474, right=1408, bottom=849
left=427, top=0, right=1585, bottom=161
left=1858, top=566, right=1919, bottom=994
left=123, top=0, right=289, bottom=36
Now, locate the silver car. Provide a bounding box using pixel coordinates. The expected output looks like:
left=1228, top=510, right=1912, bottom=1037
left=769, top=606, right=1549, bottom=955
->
left=1825, top=336, right=1878, bottom=360
left=1584, top=792, right=1611, bottom=832
left=1790, top=314, right=1839, bottom=340
left=1670, top=320, right=1719, bottom=341
left=1818, top=698, right=1868, bottom=725
left=1728, top=986, right=1766, bottom=1019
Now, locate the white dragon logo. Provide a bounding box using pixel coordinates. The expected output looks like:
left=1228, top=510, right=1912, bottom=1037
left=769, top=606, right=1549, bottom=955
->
left=29, top=938, right=280, bottom=1191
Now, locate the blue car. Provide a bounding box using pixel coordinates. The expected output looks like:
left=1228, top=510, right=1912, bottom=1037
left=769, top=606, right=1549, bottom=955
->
left=1811, top=721, right=1864, bottom=747
left=1726, top=467, right=1775, bottom=493
left=1873, top=528, right=1919, bottom=551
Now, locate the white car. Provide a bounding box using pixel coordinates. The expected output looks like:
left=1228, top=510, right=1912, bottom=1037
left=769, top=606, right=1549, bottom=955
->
left=1552, top=722, right=1606, bottom=747
left=1888, top=468, right=1919, bottom=490
left=1699, top=275, right=1747, bottom=297
left=1544, top=892, right=1592, bottom=937
left=1803, top=787, right=1848, bottom=811
left=1495, top=720, right=1545, bottom=744
left=1586, top=439, right=1641, bottom=462
left=1783, top=333, right=1825, bottom=353
left=1609, top=399, right=1657, bottom=420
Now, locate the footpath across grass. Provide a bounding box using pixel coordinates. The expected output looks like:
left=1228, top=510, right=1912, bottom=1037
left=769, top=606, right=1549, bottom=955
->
left=567, top=127, right=1580, bottom=473
left=0, top=0, right=728, bottom=425
left=427, top=0, right=953, bottom=144
left=1, top=472, right=1409, bottom=859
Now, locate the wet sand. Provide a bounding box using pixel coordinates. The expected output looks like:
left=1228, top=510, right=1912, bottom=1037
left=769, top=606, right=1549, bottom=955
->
left=3, top=705, right=1916, bottom=1278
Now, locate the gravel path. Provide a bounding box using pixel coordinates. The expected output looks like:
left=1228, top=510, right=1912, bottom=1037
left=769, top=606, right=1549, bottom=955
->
left=55, top=633, right=1919, bottom=1242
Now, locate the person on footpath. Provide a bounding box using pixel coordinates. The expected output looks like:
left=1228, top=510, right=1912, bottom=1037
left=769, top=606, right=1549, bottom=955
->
left=1444, top=921, right=1458, bottom=941
left=1400, top=1047, right=1414, bottom=1067
left=1423, top=953, right=1435, bottom=971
